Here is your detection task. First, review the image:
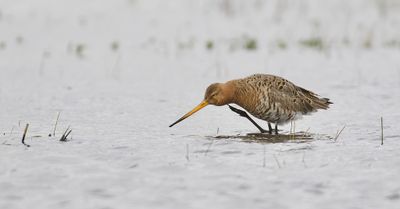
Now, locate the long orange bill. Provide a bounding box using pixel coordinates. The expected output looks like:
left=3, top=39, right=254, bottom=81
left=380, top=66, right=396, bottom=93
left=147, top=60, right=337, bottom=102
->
left=169, top=100, right=209, bottom=127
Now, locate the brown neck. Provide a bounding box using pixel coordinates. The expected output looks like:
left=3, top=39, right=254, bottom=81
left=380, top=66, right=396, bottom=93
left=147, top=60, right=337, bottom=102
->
left=221, top=81, right=237, bottom=105
left=228, top=80, right=257, bottom=112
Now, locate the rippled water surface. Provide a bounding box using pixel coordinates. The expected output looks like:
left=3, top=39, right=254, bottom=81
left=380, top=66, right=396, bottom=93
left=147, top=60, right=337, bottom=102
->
left=1, top=0, right=400, bottom=209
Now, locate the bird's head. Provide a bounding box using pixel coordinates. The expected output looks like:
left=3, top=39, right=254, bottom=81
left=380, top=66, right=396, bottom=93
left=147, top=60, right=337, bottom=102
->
left=169, top=82, right=235, bottom=127
left=204, top=83, right=235, bottom=106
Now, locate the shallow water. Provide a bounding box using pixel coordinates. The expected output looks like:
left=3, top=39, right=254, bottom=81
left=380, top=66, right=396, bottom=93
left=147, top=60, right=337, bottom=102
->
left=1, top=0, right=400, bottom=209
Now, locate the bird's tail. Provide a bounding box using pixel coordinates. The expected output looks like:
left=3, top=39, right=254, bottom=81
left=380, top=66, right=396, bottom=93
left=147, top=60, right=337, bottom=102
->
left=314, top=97, right=332, bottom=110
left=298, top=87, right=332, bottom=110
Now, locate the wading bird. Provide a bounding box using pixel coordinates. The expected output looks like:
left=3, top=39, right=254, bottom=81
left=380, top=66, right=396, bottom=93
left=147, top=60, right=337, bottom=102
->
left=169, top=74, right=331, bottom=134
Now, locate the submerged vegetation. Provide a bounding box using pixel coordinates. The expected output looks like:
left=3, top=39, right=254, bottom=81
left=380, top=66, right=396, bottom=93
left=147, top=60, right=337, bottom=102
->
left=111, top=41, right=119, bottom=51
left=75, top=43, right=86, bottom=58
left=276, top=39, right=288, bottom=50
left=383, top=40, right=400, bottom=48
left=299, top=37, right=325, bottom=50
left=206, top=40, right=214, bottom=50
left=244, top=37, right=257, bottom=50
left=0, top=41, right=6, bottom=50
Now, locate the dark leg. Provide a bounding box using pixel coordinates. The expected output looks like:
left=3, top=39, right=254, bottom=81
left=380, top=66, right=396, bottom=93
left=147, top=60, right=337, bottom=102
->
left=268, top=122, right=273, bottom=135
left=228, top=105, right=267, bottom=133
left=274, top=123, right=278, bottom=135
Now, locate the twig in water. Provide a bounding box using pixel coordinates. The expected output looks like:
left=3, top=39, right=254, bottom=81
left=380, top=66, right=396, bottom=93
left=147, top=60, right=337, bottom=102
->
left=273, top=154, right=281, bottom=169
left=381, top=117, right=384, bottom=145
left=63, top=130, right=72, bottom=141
left=52, top=112, right=61, bottom=137
left=334, top=125, right=346, bottom=142
left=60, top=126, right=71, bottom=142
left=21, top=124, right=30, bottom=147
left=331, top=130, right=339, bottom=142
left=185, top=144, right=190, bottom=162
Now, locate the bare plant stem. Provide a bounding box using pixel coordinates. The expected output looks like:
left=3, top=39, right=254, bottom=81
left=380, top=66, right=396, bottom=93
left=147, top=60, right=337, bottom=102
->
left=60, top=126, right=71, bottom=142
left=185, top=144, right=189, bottom=162
left=61, top=130, right=72, bottom=142
left=381, top=117, right=384, bottom=145
left=334, top=125, right=346, bottom=142
left=65, top=130, right=72, bottom=138
left=53, top=112, right=60, bottom=137
left=21, top=124, right=30, bottom=147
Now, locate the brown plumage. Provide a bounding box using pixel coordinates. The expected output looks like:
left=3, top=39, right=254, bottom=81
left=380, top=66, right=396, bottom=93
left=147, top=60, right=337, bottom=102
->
left=170, top=74, right=332, bottom=134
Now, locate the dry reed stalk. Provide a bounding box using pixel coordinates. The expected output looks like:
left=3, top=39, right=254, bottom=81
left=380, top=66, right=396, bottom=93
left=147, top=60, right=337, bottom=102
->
left=60, top=126, right=71, bottom=142
left=21, top=123, right=30, bottom=147
left=381, top=117, right=384, bottom=145
left=52, top=112, right=61, bottom=137
left=185, top=144, right=189, bottom=162
left=334, top=125, right=346, bottom=142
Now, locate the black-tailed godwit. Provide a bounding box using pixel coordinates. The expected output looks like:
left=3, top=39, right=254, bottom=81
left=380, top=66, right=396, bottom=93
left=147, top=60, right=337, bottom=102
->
left=170, top=74, right=331, bottom=134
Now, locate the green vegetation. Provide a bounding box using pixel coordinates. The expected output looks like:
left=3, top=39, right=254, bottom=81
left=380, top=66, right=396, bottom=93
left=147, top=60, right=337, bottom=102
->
left=0, top=41, right=5, bottom=49
left=363, top=39, right=372, bottom=49
left=383, top=40, right=400, bottom=48
left=276, top=40, right=287, bottom=50
left=299, top=37, right=324, bottom=50
left=206, top=40, right=214, bottom=50
left=342, top=37, right=350, bottom=46
left=244, top=38, right=257, bottom=50
left=16, top=36, right=24, bottom=44
left=111, top=41, right=119, bottom=51
left=178, top=39, right=195, bottom=50
left=228, top=36, right=258, bottom=52
left=362, top=33, right=374, bottom=49
left=75, top=44, right=85, bottom=58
